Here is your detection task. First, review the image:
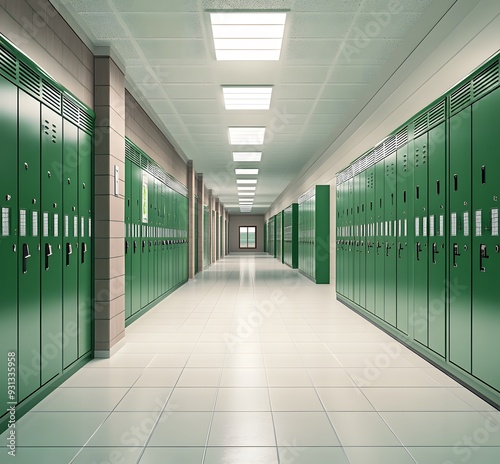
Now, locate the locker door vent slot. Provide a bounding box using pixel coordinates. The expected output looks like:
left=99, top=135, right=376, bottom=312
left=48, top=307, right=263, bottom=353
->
left=42, top=81, right=62, bottom=113
left=62, top=96, right=80, bottom=127
left=396, top=126, right=408, bottom=148
left=375, top=144, right=384, bottom=163
left=0, top=46, right=17, bottom=81
left=79, top=111, right=94, bottom=134
left=414, top=100, right=445, bottom=138
left=19, top=61, right=41, bottom=97
left=384, top=135, right=396, bottom=157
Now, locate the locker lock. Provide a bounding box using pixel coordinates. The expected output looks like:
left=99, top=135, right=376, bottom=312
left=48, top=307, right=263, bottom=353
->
left=24, top=163, right=28, bottom=170
left=32, top=199, right=36, bottom=204
left=6, top=194, right=11, bottom=201
left=48, top=171, right=51, bottom=178
left=496, top=245, right=500, bottom=253
left=53, top=203, right=57, bottom=208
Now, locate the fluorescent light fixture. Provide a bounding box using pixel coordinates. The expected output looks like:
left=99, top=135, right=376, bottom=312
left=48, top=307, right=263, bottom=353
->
left=236, top=179, right=258, bottom=184
left=233, top=152, right=262, bottom=162
left=235, top=168, right=259, bottom=175
left=238, top=187, right=256, bottom=191
left=229, top=127, right=265, bottom=145
left=238, top=192, right=255, bottom=196
left=210, top=13, right=286, bottom=61
left=223, top=86, right=273, bottom=110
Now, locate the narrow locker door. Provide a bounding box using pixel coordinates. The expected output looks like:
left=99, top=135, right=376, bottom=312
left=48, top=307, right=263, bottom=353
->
left=18, top=91, right=42, bottom=400
left=125, top=158, right=132, bottom=319
left=140, top=170, right=149, bottom=308
left=335, top=182, right=344, bottom=295
left=413, top=133, right=429, bottom=346
left=0, top=76, right=18, bottom=413
left=364, top=167, right=376, bottom=313
left=131, top=162, right=142, bottom=314
left=427, top=122, right=447, bottom=357
left=148, top=175, right=156, bottom=301
left=396, top=142, right=412, bottom=334
left=62, top=120, right=79, bottom=367
left=358, top=170, right=367, bottom=308
left=346, top=179, right=354, bottom=298
left=41, top=105, right=63, bottom=384
left=384, top=152, right=397, bottom=327
left=471, top=86, right=500, bottom=391
left=449, top=107, right=472, bottom=372
left=78, top=129, right=92, bottom=356
left=353, top=175, right=361, bottom=304
left=374, top=159, right=385, bottom=319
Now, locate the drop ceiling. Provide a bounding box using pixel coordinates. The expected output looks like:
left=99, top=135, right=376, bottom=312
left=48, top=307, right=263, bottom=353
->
left=51, top=0, right=439, bottom=214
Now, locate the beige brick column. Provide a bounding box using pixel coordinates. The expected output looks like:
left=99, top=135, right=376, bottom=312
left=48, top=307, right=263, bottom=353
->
left=197, top=175, right=204, bottom=272
left=94, top=56, right=126, bottom=357
left=187, top=161, right=195, bottom=279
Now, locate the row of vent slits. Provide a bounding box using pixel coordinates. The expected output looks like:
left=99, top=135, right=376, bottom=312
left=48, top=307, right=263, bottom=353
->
left=125, top=140, right=188, bottom=197
left=0, top=42, right=93, bottom=134
left=298, top=186, right=316, bottom=204
left=336, top=57, right=500, bottom=186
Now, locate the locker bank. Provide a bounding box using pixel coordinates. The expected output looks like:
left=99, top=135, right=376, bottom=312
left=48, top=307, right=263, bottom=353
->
left=1, top=1, right=500, bottom=463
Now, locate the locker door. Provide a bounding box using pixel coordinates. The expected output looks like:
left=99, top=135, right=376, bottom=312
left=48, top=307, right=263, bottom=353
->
left=0, top=76, right=18, bottom=412
left=396, top=142, right=412, bottom=334
left=427, top=123, right=446, bottom=357
left=17, top=92, right=42, bottom=400
left=62, top=120, right=79, bottom=367
left=384, top=152, right=397, bottom=327
left=140, top=170, right=149, bottom=308
left=335, top=182, right=344, bottom=295
left=148, top=175, right=156, bottom=301
left=365, top=167, right=376, bottom=313
left=131, top=162, right=142, bottom=314
left=353, top=174, right=360, bottom=304
left=449, top=107, right=472, bottom=371
left=78, top=129, right=92, bottom=356
left=41, top=105, right=63, bottom=384
left=471, top=87, right=500, bottom=391
left=358, top=170, right=367, bottom=308
left=374, top=160, right=385, bottom=319
left=159, top=182, right=166, bottom=295
left=413, top=133, right=429, bottom=346
left=125, top=158, right=132, bottom=319
left=346, top=178, right=354, bottom=299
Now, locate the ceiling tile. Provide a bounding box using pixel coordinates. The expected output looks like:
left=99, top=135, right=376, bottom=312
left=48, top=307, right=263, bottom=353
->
left=122, top=13, right=203, bottom=38
left=289, top=13, right=355, bottom=38
left=137, top=39, right=208, bottom=61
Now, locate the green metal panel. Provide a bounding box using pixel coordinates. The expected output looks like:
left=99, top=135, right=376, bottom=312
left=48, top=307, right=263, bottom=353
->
left=62, top=119, right=79, bottom=368
left=353, top=175, right=360, bottom=304
left=0, top=76, right=19, bottom=412
left=412, top=133, right=429, bottom=346
left=365, top=166, right=376, bottom=313
left=346, top=178, right=354, bottom=299
left=315, top=185, right=330, bottom=284
left=427, top=123, right=447, bottom=357
left=335, top=181, right=344, bottom=296
left=374, top=159, right=385, bottom=319
left=141, top=171, right=149, bottom=308
left=384, top=151, right=397, bottom=327
left=471, top=87, right=500, bottom=391
left=358, top=170, right=367, bottom=308
left=148, top=175, right=156, bottom=301
left=195, top=198, right=199, bottom=273
left=41, top=105, right=63, bottom=384
left=448, top=107, right=472, bottom=372
left=396, top=141, right=412, bottom=334
left=291, top=203, right=299, bottom=269
left=125, top=158, right=132, bottom=319
left=78, top=129, right=93, bottom=356
left=131, top=162, right=142, bottom=315
left=204, top=205, right=210, bottom=267
left=17, top=91, right=42, bottom=400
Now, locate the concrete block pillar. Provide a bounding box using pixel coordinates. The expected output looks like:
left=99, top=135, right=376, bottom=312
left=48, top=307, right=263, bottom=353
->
left=197, top=175, right=204, bottom=272
left=94, top=56, right=126, bottom=358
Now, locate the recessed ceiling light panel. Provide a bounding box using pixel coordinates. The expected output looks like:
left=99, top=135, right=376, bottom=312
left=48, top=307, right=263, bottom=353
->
left=233, top=152, right=262, bottom=162
left=223, top=87, right=273, bottom=110
left=235, top=168, right=259, bottom=175
left=229, top=127, right=265, bottom=145
left=236, top=179, right=258, bottom=184
left=238, top=187, right=256, bottom=191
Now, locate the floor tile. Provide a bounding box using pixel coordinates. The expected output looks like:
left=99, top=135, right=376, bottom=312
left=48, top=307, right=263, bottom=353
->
left=148, top=412, right=212, bottom=446
left=138, top=447, right=204, bottom=464
left=166, top=387, right=217, bottom=411
left=269, top=388, right=323, bottom=411
left=317, top=387, right=375, bottom=411
left=115, top=388, right=171, bottom=411
left=186, top=353, right=226, bottom=367
left=148, top=354, right=190, bottom=368
left=134, top=368, right=182, bottom=387
left=215, top=388, right=270, bottom=411
left=273, top=412, right=340, bottom=446
left=220, top=368, right=268, bottom=387
left=307, top=368, right=355, bottom=387
left=176, top=368, right=222, bottom=387
left=60, top=368, right=144, bottom=388
left=6, top=447, right=79, bottom=464
left=277, top=447, right=349, bottom=464
left=408, top=446, right=500, bottom=464
left=266, top=368, right=312, bottom=387
left=345, top=367, right=440, bottom=387
left=208, top=412, right=276, bottom=446
left=85, top=354, right=156, bottom=368
left=204, top=447, right=279, bottom=464
left=344, top=447, right=417, bottom=464
left=71, top=447, right=143, bottom=464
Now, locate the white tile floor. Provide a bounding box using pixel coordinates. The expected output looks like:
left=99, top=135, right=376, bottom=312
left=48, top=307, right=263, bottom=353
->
left=3, top=254, right=500, bottom=463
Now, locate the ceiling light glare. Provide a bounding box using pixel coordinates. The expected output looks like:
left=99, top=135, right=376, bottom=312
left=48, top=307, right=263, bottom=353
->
left=223, top=86, right=273, bottom=110
left=210, top=12, right=287, bottom=61
left=236, top=179, right=258, bottom=184
left=235, top=168, right=259, bottom=175
left=233, top=152, right=262, bottom=162
left=238, top=192, right=255, bottom=196
left=229, top=127, right=265, bottom=145
left=237, top=187, right=256, bottom=191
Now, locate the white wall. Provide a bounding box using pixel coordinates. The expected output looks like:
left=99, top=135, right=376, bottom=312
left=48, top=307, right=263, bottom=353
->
left=265, top=0, right=500, bottom=285
left=228, top=215, right=265, bottom=253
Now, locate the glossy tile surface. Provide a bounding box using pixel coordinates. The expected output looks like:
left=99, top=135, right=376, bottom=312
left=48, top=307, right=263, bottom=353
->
left=2, top=254, right=498, bottom=463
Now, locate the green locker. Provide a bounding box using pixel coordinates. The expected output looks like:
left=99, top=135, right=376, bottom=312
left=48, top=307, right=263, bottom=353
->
left=18, top=91, right=42, bottom=400
left=141, top=172, right=149, bottom=308
left=384, top=149, right=397, bottom=327
left=77, top=129, right=93, bottom=356
left=374, top=155, right=385, bottom=319
left=335, top=180, right=344, bottom=296
left=448, top=107, right=472, bottom=372
left=131, top=162, right=142, bottom=315
left=346, top=179, right=354, bottom=299
left=195, top=198, right=199, bottom=273
left=353, top=175, right=360, bottom=304
left=396, top=138, right=412, bottom=334
left=41, top=105, right=63, bottom=384
left=148, top=175, right=156, bottom=301
left=427, top=122, right=446, bottom=357
left=125, top=158, right=132, bottom=319
left=412, top=133, right=429, bottom=346
left=365, top=164, right=376, bottom=313
left=471, top=86, right=500, bottom=391
left=358, top=169, right=367, bottom=309
left=0, top=76, right=19, bottom=411
left=62, top=120, right=79, bottom=368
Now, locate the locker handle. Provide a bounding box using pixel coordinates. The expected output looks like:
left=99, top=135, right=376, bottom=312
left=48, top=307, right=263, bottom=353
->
left=125, top=240, right=130, bottom=254
left=432, top=242, right=439, bottom=264
left=481, top=165, right=486, bottom=184
left=454, top=174, right=458, bottom=191
left=66, top=242, right=72, bottom=267
left=453, top=243, right=460, bottom=268
left=142, top=240, right=146, bottom=253
left=45, top=243, right=52, bottom=270
left=133, top=240, right=138, bottom=253
left=398, top=242, right=403, bottom=259
left=480, top=244, right=489, bottom=272
left=385, top=242, right=391, bottom=257
left=22, top=243, right=31, bottom=274
left=82, top=242, right=87, bottom=264
left=416, top=242, right=422, bottom=261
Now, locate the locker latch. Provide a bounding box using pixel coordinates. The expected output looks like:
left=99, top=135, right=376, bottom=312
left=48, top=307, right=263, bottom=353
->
left=22, top=243, right=31, bottom=274
left=480, top=244, right=489, bottom=272
left=397, top=242, right=403, bottom=259
left=432, top=243, right=439, bottom=264
left=376, top=241, right=382, bottom=254
left=45, top=243, right=53, bottom=270
left=416, top=242, right=422, bottom=261
left=66, top=242, right=72, bottom=267
left=142, top=240, right=146, bottom=252
left=453, top=243, right=460, bottom=268
left=125, top=240, right=130, bottom=254
left=82, top=242, right=87, bottom=264
left=385, top=242, right=391, bottom=257
left=133, top=240, right=138, bottom=253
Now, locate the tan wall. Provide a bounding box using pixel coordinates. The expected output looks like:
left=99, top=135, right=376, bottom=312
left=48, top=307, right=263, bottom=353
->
left=229, top=215, right=265, bottom=253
